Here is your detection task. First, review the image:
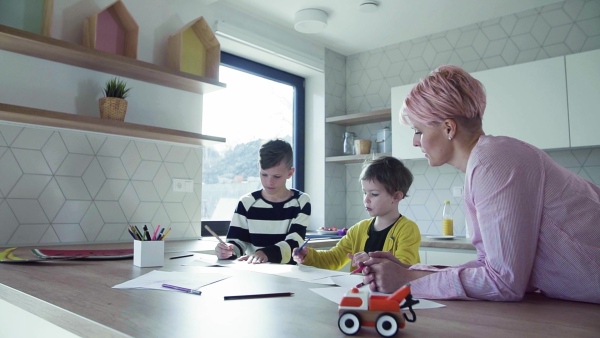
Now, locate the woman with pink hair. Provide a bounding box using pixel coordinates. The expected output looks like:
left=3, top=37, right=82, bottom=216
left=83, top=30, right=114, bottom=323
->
left=361, top=65, right=600, bottom=304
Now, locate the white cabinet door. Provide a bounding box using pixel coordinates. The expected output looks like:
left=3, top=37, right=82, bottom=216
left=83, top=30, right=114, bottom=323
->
left=471, top=56, right=569, bottom=149
left=425, top=249, right=477, bottom=266
left=566, top=49, right=600, bottom=147
left=391, top=84, right=424, bottom=160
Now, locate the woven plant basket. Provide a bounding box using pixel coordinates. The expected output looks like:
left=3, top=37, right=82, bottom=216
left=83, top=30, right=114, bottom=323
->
left=99, top=97, right=128, bottom=121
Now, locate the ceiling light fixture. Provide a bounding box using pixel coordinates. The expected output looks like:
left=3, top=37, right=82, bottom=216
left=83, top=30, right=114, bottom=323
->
left=359, top=1, right=380, bottom=13
left=294, top=8, right=328, bottom=34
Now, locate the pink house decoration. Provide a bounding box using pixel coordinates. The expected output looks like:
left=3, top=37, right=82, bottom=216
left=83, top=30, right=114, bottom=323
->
left=82, top=0, right=138, bottom=59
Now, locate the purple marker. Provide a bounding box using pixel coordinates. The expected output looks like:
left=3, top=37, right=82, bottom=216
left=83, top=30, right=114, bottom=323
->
left=162, top=283, right=201, bottom=295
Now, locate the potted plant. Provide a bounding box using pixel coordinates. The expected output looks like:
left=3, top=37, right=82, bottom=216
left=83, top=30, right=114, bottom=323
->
left=99, top=77, right=131, bottom=121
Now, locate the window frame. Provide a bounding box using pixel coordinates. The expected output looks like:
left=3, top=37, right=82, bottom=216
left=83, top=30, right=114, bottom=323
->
left=219, top=52, right=305, bottom=190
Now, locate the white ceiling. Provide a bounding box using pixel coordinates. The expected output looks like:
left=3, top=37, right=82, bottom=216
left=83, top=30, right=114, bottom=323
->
left=221, top=0, right=564, bottom=55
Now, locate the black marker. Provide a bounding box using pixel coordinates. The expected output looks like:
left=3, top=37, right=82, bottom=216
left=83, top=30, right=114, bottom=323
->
left=170, top=254, right=193, bottom=260
left=224, top=292, right=294, bottom=300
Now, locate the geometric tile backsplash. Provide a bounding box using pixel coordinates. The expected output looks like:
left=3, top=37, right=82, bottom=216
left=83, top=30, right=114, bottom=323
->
left=325, top=0, right=600, bottom=236
left=0, top=122, right=203, bottom=246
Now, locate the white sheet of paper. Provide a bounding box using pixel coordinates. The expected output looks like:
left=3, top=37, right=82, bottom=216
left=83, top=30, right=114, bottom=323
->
left=330, top=274, right=364, bottom=288
left=301, top=277, right=337, bottom=285
left=295, top=265, right=349, bottom=281
left=184, top=253, right=225, bottom=266
left=310, top=287, right=446, bottom=310
left=112, top=269, right=231, bottom=291
left=187, top=255, right=350, bottom=281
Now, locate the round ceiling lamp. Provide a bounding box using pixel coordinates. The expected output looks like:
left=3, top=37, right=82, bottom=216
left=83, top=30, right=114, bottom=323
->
left=294, top=8, right=328, bottom=34
left=359, top=1, right=380, bottom=13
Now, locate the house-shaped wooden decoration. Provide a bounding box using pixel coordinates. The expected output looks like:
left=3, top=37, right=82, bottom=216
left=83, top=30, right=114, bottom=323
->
left=0, top=0, right=53, bottom=36
left=82, top=0, right=138, bottom=59
left=167, top=17, right=220, bottom=81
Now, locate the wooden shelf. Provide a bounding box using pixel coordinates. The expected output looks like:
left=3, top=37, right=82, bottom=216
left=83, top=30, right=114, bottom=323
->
left=325, top=152, right=391, bottom=164
left=0, top=24, right=225, bottom=94
left=325, top=108, right=391, bottom=126
left=0, top=103, right=225, bottom=147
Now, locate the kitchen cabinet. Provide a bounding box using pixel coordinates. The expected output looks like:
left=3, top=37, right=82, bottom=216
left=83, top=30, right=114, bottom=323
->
left=419, top=247, right=477, bottom=266
left=391, top=84, right=424, bottom=160
left=471, top=56, right=569, bottom=150
left=566, top=49, right=600, bottom=148
left=391, top=55, right=570, bottom=159
left=325, top=108, right=391, bottom=164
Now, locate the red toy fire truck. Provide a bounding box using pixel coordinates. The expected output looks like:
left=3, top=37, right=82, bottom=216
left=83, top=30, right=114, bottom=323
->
left=337, top=283, right=418, bottom=337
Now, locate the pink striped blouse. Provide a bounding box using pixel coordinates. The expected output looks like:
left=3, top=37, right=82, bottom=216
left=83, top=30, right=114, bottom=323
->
left=410, top=135, right=600, bottom=303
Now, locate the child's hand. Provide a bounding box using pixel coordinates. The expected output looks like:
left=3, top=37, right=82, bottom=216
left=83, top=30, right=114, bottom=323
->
left=348, top=251, right=369, bottom=267
left=293, top=246, right=308, bottom=264
left=215, top=242, right=234, bottom=259
left=239, top=250, right=269, bottom=264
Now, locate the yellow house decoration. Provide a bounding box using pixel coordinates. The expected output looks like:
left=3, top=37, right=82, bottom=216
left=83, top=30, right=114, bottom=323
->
left=167, top=17, right=220, bottom=81
left=82, top=0, right=138, bottom=59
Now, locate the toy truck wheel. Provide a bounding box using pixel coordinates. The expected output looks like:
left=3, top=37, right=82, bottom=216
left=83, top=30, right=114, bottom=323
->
left=375, top=313, right=398, bottom=337
left=338, top=311, right=361, bottom=335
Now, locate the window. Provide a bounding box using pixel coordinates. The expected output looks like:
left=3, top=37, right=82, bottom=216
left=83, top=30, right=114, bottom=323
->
left=201, top=52, right=305, bottom=229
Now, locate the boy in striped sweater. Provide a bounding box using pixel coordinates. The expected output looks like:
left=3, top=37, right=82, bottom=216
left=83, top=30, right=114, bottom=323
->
left=215, top=139, right=311, bottom=264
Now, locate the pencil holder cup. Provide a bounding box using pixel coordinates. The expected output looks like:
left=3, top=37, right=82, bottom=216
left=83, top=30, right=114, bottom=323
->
left=133, top=240, right=164, bottom=267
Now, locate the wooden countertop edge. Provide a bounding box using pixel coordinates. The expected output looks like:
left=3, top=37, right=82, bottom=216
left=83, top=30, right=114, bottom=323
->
left=420, top=236, right=475, bottom=250
left=305, top=233, right=475, bottom=251
left=0, top=283, right=129, bottom=338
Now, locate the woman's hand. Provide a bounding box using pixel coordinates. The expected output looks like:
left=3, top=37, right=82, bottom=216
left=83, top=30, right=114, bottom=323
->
left=215, top=242, right=234, bottom=259
left=293, top=246, right=308, bottom=264
left=361, top=251, right=425, bottom=293
left=238, top=250, right=269, bottom=264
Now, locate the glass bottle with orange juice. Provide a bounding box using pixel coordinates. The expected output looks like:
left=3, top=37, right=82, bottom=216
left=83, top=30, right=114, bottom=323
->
left=442, top=200, right=454, bottom=236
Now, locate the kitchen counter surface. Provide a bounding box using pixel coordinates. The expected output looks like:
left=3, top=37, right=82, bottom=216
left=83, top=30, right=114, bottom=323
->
left=2, top=240, right=597, bottom=338
left=420, top=235, right=475, bottom=250
left=305, top=232, right=475, bottom=251
left=201, top=232, right=475, bottom=252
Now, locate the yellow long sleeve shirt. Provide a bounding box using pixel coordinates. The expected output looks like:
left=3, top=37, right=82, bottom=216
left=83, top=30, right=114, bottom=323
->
left=303, top=216, right=421, bottom=271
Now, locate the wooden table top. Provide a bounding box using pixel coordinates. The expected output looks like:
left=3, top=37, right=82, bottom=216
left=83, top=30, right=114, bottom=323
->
left=0, top=240, right=598, bottom=337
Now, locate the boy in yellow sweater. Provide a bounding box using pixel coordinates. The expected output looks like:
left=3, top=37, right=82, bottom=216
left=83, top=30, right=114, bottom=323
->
left=293, top=156, right=421, bottom=271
